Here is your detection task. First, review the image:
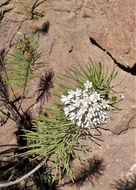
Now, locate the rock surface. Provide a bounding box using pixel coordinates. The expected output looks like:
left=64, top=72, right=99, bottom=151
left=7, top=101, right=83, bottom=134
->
left=0, top=0, right=135, bottom=190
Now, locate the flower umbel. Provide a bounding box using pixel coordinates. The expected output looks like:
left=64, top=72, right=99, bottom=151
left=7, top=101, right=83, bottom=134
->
left=61, top=81, right=110, bottom=128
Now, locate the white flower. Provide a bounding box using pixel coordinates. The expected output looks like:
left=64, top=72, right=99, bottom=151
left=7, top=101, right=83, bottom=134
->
left=64, top=107, right=70, bottom=116
left=75, top=88, right=82, bottom=96
left=68, top=105, right=76, bottom=111
left=68, top=90, right=76, bottom=97
left=69, top=112, right=76, bottom=120
left=61, top=95, right=71, bottom=104
left=84, top=80, right=93, bottom=90
left=61, top=81, right=110, bottom=128
left=83, top=91, right=88, bottom=97
left=91, top=92, right=100, bottom=102
left=73, top=101, right=80, bottom=108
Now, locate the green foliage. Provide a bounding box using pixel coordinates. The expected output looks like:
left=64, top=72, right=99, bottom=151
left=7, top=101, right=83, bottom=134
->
left=65, top=60, right=116, bottom=92
left=62, top=60, right=120, bottom=106
left=20, top=108, right=98, bottom=182
left=7, top=33, right=41, bottom=88
left=18, top=60, right=120, bottom=183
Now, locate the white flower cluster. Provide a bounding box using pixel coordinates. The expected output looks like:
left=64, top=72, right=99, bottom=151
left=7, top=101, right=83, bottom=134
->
left=61, top=81, right=110, bottom=128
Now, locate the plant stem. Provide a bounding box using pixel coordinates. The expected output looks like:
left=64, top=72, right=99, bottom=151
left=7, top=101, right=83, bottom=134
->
left=0, top=157, right=48, bottom=188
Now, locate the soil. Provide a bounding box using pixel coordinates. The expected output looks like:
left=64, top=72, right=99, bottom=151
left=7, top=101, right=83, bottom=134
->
left=0, top=0, right=136, bottom=190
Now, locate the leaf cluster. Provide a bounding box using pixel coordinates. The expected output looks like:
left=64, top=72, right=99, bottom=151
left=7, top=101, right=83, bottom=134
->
left=7, top=33, right=41, bottom=88
left=63, top=59, right=120, bottom=107
left=19, top=108, right=100, bottom=182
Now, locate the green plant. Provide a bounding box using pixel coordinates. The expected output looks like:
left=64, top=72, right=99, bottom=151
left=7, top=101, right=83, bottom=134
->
left=0, top=33, right=42, bottom=141
left=0, top=33, right=55, bottom=188
left=15, top=60, right=117, bottom=183
left=7, top=33, right=41, bottom=88
left=19, top=108, right=100, bottom=182
left=17, top=60, right=122, bottom=184
left=63, top=59, right=121, bottom=107
left=0, top=41, right=122, bottom=189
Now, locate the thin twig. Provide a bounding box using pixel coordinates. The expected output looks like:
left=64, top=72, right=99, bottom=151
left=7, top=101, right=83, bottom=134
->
left=0, top=157, right=48, bottom=188
left=0, top=108, right=15, bottom=122
left=0, top=144, right=18, bottom=147
left=31, top=0, right=44, bottom=19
